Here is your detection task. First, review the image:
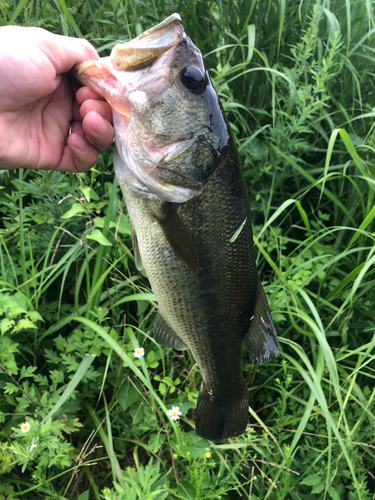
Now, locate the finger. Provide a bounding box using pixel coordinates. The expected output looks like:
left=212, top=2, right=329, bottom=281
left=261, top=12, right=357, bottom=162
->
left=71, top=120, right=85, bottom=138
left=82, top=110, right=114, bottom=153
left=73, top=92, right=112, bottom=123
left=56, top=143, right=94, bottom=172
left=80, top=99, right=113, bottom=124
left=62, top=122, right=100, bottom=172
left=76, top=86, right=106, bottom=105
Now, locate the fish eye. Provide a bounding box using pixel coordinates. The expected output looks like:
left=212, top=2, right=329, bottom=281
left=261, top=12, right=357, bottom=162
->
left=181, top=66, right=206, bottom=95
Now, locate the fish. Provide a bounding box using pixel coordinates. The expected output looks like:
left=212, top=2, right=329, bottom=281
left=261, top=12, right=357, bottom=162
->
left=73, top=13, right=279, bottom=441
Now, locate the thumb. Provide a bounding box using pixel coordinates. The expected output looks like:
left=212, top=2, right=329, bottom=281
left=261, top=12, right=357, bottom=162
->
left=32, top=28, right=99, bottom=73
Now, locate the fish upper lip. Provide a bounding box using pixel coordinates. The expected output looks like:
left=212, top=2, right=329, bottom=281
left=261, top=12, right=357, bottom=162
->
left=110, top=14, right=185, bottom=72
left=129, top=13, right=183, bottom=45
left=73, top=14, right=184, bottom=83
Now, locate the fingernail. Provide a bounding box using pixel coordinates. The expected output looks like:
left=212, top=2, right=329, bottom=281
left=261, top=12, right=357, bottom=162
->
left=93, top=119, right=108, bottom=135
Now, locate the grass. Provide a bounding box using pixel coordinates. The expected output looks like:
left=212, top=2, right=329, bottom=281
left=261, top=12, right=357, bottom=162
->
left=0, top=0, right=375, bottom=499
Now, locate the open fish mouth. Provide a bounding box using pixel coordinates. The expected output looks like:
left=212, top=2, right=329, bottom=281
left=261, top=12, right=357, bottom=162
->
left=73, top=13, right=210, bottom=203
left=72, top=13, right=185, bottom=120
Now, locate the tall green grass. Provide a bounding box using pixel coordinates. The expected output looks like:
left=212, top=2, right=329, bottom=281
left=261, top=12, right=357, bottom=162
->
left=1, top=0, right=375, bottom=499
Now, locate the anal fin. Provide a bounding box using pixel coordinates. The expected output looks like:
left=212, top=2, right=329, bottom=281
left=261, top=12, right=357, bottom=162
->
left=154, top=312, right=187, bottom=351
left=244, top=277, right=279, bottom=364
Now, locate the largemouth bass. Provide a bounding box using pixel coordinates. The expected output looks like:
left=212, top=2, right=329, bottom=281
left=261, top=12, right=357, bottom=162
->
left=74, top=14, right=279, bottom=441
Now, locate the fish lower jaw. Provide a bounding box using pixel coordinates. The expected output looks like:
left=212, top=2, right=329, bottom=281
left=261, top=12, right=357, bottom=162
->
left=115, top=135, right=202, bottom=202
left=114, top=146, right=198, bottom=203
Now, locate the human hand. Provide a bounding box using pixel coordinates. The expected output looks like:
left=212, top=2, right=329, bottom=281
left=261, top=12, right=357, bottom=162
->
left=0, top=26, right=114, bottom=172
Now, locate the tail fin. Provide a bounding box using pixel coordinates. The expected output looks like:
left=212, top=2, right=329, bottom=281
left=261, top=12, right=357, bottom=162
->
left=195, top=382, right=248, bottom=441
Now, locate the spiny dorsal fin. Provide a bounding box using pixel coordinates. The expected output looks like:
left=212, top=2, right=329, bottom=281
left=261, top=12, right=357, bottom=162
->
left=243, top=277, right=279, bottom=364
left=154, top=312, right=187, bottom=350
left=153, top=202, right=199, bottom=275
left=130, top=219, right=143, bottom=271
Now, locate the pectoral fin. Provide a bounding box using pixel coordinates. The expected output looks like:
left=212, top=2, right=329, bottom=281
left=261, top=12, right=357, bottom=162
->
left=244, top=278, right=279, bottom=364
left=153, top=202, right=199, bottom=275
left=154, top=312, right=187, bottom=350
left=130, top=220, right=143, bottom=271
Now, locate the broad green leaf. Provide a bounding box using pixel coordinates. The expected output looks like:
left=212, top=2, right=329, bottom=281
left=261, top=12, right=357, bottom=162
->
left=312, top=482, right=325, bottom=494
left=1, top=318, right=14, bottom=335
left=116, top=380, right=141, bottom=410
left=148, top=432, right=166, bottom=453
left=86, top=229, right=112, bottom=246
left=28, top=311, right=43, bottom=323
left=301, top=474, right=322, bottom=486
left=61, top=203, right=86, bottom=219
left=327, top=485, right=341, bottom=500
left=33, top=214, right=46, bottom=224
left=94, top=217, right=106, bottom=228
left=109, top=214, right=131, bottom=235
left=79, top=186, right=91, bottom=202
left=15, top=318, right=37, bottom=331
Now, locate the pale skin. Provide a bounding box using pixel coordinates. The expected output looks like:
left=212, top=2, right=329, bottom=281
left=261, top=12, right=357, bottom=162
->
left=0, top=26, right=114, bottom=172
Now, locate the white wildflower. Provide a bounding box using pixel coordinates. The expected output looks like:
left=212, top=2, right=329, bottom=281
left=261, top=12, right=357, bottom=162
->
left=133, top=347, right=145, bottom=358
left=20, top=422, right=30, bottom=433
left=167, top=406, right=182, bottom=421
